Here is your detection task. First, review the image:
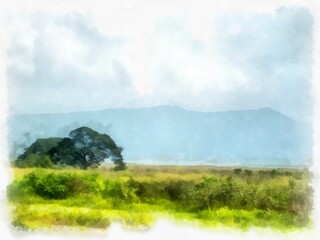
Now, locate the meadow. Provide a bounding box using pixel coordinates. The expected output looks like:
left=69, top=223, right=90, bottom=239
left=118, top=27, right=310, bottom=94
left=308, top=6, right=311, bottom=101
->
left=7, top=165, right=312, bottom=231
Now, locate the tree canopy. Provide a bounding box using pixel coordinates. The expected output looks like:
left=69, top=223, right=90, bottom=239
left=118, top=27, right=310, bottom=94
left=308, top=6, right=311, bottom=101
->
left=15, top=127, right=126, bottom=170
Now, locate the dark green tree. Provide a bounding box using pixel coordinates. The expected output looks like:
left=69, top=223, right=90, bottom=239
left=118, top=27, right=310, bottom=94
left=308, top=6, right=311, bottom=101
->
left=14, top=138, right=61, bottom=168
left=15, top=127, right=126, bottom=170
left=49, top=127, right=126, bottom=170
left=17, top=138, right=62, bottom=159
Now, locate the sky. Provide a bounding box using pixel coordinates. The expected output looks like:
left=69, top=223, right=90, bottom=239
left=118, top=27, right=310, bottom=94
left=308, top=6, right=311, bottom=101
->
left=6, top=5, right=314, bottom=121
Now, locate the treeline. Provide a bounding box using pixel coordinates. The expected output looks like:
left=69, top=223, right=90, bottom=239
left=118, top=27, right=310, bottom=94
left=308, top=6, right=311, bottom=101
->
left=8, top=169, right=312, bottom=227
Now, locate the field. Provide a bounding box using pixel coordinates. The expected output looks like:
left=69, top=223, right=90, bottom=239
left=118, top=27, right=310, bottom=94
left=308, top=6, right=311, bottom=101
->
left=7, top=165, right=313, bottom=231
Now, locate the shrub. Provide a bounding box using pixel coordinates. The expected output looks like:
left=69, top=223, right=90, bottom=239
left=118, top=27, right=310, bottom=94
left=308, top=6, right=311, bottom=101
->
left=103, top=178, right=139, bottom=203
left=7, top=179, right=34, bottom=201
left=7, top=166, right=313, bottom=231
left=14, top=170, right=105, bottom=199
left=67, top=174, right=105, bottom=195
left=26, top=171, right=72, bottom=199
left=165, top=180, right=194, bottom=201
left=133, top=180, right=166, bottom=201
left=270, top=169, right=278, bottom=178
left=189, top=177, right=222, bottom=210
left=258, top=170, right=268, bottom=177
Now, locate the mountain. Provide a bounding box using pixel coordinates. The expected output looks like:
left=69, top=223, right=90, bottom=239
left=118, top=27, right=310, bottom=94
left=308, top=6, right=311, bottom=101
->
left=7, top=106, right=312, bottom=167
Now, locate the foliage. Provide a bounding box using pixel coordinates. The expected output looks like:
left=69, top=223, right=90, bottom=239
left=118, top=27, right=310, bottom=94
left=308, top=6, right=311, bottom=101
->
left=244, top=169, right=253, bottom=176
left=14, top=154, right=53, bottom=168
left=8, top=170, right=104, bottom=200
left=14, top=127, right=126, bottom=170
left=15, top=137, right=61, bottom=168
left=7, top=166, right=313, bottom=231
left=17, top=138, right=62, bottom=160
left=50, top=127, right=126, bottom=170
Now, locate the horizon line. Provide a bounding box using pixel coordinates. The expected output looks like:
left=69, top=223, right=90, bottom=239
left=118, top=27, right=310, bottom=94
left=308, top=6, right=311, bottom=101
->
left=8, top=105, right=297, bottom=120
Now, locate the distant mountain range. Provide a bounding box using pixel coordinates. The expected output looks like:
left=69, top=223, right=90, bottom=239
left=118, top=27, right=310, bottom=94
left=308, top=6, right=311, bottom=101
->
left=7, top=106, right=312, bottom=167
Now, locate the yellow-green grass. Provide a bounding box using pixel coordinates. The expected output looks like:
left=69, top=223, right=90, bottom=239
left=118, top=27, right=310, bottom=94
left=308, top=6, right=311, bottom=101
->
left=8, top=165, right=312, bottom=231
left=10, top=202, right=308, bottom=232
left=11, top=164, right=308, bottom=183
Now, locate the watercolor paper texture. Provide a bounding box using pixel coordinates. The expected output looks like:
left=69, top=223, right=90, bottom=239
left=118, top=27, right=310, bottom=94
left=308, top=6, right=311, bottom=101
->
left=0, top=0, right=319, bottom=240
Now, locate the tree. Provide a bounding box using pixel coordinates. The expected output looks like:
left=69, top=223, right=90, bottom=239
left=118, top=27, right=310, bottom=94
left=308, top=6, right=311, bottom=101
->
left=17, top=138, right=62, bottom=160
left=14, top=138, right=61, bottom=168
left=15, top=154, right=53, bottom=168
left=49, top=127, right=126, bottom=170
left=15, top=127, right=126, bottom=170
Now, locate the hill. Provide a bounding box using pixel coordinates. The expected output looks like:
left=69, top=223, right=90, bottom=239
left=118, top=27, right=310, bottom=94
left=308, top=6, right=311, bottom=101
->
left=7, top=106, right=312, bottom=166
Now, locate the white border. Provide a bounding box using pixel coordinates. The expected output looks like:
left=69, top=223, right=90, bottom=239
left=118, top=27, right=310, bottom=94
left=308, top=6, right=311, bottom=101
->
left=0, top=1, right=319, bottom=239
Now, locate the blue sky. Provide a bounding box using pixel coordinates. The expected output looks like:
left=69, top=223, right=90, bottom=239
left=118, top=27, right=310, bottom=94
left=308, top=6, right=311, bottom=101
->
left=7, top=6, right=314, bottom=121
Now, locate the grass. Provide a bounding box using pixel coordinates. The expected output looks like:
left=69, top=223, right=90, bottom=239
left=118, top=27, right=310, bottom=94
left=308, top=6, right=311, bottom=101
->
left=8, top=165, right=312, bottom=232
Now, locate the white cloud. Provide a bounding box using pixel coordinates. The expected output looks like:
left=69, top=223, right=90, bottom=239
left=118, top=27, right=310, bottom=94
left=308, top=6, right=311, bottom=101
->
left=4, top=3, right=314, bottom=121
left=7, top=16, right=37, bottom=76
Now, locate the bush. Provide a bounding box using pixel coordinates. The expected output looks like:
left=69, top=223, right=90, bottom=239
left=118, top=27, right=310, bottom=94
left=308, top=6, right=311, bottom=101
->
left=270, top=169, right=278, bottom=178
left=67, top=173, right=105, bottom=195
left=7, top=167, right=313, bottom=230
left=165, top=180, right=194, bottom=201
left=12, top=170, right=105, bottom=199
left=26, top=171, right=73, bottom=199
left=7, top=179, right=34, bottom=201
left=103, top=178, right=139, bottom=203
left=133, top=180, right=166, bottom=201
left=189, top=177, right=220, bottom=210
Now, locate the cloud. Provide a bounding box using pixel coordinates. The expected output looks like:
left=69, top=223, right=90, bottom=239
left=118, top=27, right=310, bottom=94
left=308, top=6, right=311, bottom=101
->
left=130, top=7, right=312, bottom=120
left=7, top=13, right=135, bottom=113
left=6, top=7, right=314, bottom=121
left=210, top=7, right=314, bottom=119
left=141, top=15, right=252, bottom=109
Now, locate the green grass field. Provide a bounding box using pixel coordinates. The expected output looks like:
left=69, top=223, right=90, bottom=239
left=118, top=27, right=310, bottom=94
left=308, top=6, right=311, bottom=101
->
left=7, top=165, right=313, bottom=231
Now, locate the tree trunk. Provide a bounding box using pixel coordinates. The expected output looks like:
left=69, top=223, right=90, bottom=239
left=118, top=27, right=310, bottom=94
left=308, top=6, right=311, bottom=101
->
left=79, top=154, right=87, bottom=169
